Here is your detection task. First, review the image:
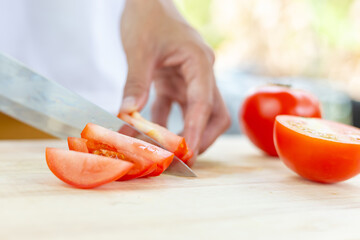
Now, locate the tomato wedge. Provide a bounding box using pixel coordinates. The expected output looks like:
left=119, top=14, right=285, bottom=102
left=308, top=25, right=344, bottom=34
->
left=45, top=148, right=133, bottom=189
left=68, top=137, right=88, bottom=153
left=274, top=115, right=360, bottom=183
left=81, top=123, right=174, bottom=178
left=118, top=112, right=191, bottom=162
left=68, top=136, right=157, bottom=180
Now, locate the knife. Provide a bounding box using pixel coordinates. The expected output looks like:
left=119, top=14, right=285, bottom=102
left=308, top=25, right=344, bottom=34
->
left=0, top=53, right=196, bottom=177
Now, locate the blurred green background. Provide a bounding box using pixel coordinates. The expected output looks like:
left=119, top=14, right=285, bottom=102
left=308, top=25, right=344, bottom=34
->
left=174, top=0, right=360, bottom=101
left=144, top=0, right=357, bottom=132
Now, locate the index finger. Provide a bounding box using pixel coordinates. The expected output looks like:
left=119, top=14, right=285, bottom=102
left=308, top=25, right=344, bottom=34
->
left=182, top=63, right=215, bottom=159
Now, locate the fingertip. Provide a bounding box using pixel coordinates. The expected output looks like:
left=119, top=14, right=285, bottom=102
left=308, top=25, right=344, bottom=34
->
left=186, top=149, right=198, bottom=167
left=120, top=96, right=138, bottom=113
left=183, top=114, right=205, bottom=155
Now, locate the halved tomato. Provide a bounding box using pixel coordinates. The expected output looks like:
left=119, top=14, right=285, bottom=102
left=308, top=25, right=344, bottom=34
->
left=118, top=112, right=191, bottom=162
left=45, top=148, right=133, bottom=189
left=274, top=115, right=360, bottom=183
left=81, top=123, right=174, bottom=178
left=68, top=136, right=157, bottom=180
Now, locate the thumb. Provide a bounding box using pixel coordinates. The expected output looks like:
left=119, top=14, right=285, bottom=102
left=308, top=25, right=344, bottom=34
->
left=120, top=59, right=153, bottom=114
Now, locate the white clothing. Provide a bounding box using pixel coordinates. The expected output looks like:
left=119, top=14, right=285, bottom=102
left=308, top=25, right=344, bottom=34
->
left=0, top=0, right=127, bottom=114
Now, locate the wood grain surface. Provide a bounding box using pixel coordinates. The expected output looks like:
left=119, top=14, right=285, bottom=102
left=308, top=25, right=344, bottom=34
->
left=1, top=136, right=360, bottom=240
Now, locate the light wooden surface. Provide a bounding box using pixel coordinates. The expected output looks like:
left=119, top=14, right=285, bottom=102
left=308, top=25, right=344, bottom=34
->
left=1, top=136, right=360, bottom=240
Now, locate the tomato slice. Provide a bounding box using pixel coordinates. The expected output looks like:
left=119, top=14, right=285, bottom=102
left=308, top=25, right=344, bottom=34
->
left=45, top=148, right=133, bottom=189
left=67, top=136, right=157, bottom=180
left=118, top=112, right=190, bottom=161
left=68, top=137, right=89, bottom=153
left=274, top=115, right=360, bottom=183
left=81, top=123, right=174, bottom=178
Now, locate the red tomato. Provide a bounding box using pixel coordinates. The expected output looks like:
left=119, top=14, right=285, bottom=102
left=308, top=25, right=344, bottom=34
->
left=67, top=137, right=88, bottom=153
left=240, top=85, right=321, bottom=156
left=46, top=148, right=133, bottom=189
left=81, top=123, right=174, bottom=178
left=274, top=115, right=360, bottom=183
left=67, top=136, right=157, bottom=180
left=118, top=112, right=192, bottom=163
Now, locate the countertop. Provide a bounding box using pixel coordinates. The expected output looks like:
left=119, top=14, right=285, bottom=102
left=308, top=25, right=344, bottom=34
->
left=1, top=136, right=360, bottom=240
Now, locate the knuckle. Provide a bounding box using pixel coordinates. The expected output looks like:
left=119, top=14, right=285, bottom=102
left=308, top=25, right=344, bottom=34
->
left=204, top=45, right=215, bottom=64
left=187, top=43, right=214, bottom=65
left=188, top=97, right=213, bottom=116
left=187, top=44, right=203, bottom=57
left=124, top=76, right=148, bottom=95
left=199, top=98, right=213, bottom=113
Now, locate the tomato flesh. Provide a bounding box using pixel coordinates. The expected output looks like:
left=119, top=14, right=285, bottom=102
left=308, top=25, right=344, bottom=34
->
left=274, top=115, right=360, bottom=183
left=81, top=123, right=174, bottom=179
left=118, top=112, right=191, bottom=161
left=68, top=136, right=158, bottom=180
left=68, top=137, right=89, bottom=153
left=240, top=85, right=321, bottom=156
left=45, top=148, right=133, bottom=189
left=69, top=137, right=127, bottom=160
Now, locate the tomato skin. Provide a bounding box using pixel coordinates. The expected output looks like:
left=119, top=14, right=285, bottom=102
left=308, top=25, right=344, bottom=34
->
left=46, top=148, right=133, bottom=189
left=81, top=123, right=174, bottom=179
left=118, top=112, right=190, bottom=162
left=67, top=137, right=88, bottom=153
left=274, top=116, right=360, bottom=183
left=240, top=85, right=321, bottom=156
left=67, top=137, right=157, bottom=180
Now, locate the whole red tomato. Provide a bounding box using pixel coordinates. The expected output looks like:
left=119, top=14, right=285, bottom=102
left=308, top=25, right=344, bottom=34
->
left=239, top=85, right=322, bottom=156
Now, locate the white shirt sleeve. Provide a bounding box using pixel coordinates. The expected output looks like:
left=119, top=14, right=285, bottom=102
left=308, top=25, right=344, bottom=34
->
left=0, top=0, right=127, bottom=114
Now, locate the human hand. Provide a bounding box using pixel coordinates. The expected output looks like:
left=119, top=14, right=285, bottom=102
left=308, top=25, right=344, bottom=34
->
left=119, top=0, right=231, bottom=166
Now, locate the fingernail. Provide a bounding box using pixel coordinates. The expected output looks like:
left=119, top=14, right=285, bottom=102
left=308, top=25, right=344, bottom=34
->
left=120, top=96, right=137, bottom=113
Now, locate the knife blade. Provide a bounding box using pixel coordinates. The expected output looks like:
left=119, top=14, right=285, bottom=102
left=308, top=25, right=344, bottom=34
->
left=0, top=53, right=196, bottom=177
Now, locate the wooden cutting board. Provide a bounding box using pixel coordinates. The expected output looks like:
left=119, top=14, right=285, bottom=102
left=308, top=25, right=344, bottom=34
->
left=1, top=136, right=360, bottom=240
